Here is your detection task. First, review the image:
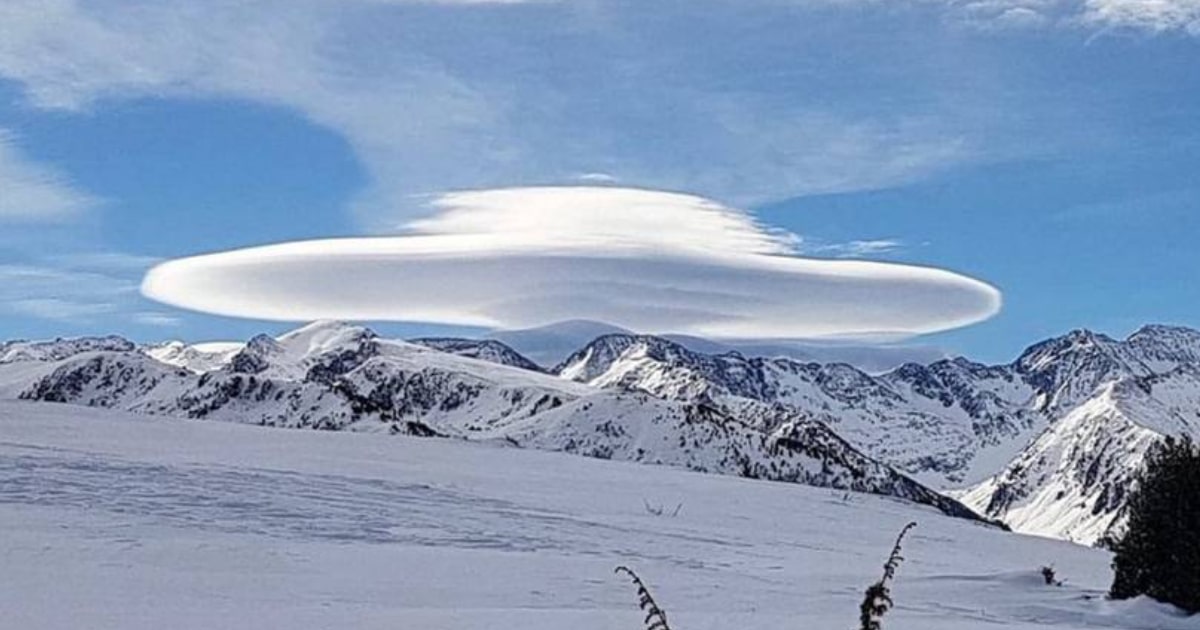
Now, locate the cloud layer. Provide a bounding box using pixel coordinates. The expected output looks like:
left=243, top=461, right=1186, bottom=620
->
left=0, top=252, right=177, bottom=326
left=3, top=0, right=1191, bottom=237
left=142, top=187, right=1001, bottom=339
left=0, top=0, right=995, bottom=229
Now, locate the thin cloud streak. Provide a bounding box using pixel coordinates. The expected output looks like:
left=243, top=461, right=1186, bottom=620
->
left=0, top=253, right=168, bottom=326
left=938, top=0, right=1200, bottom=32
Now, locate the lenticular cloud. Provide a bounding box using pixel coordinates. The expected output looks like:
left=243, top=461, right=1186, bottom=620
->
left=141, top=186, right=1001, bottom=339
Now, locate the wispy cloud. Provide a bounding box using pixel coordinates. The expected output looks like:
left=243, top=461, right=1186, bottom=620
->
left=7, top=298, right=115, bottom=321
left=1082, top=0, right=1200, bottom=33
left=143, top=186, right=1001, bottom=339
left=814, top=239, right=908, bottom=258
left=0, top=0, right=999, bottom=228
left=0, top=131, right=97, bottom=222
left=131, top=311, right=184, bottom=327
left=942, top=0, right=1200, bottom=33
left=0, top=264, right=126, bottom=322
left=0, top=253, right=169, bottom=325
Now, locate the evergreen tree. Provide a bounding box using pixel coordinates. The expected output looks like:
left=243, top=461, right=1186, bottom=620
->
left=1109, top=436, right=1200, bottom=614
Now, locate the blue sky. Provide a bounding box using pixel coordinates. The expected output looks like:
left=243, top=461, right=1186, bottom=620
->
left=1, top=0, right=1198, bottom=364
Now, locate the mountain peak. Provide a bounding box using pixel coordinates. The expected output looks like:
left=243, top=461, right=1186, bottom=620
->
left=554, top=333, right=699, bottom=381
left=1015, top=328, right=1115, bottom=369
left=277, top=320, right=376, bottom=344
left=1127, top=323, right=1200, bottom=341
left=1062, top=328, right=1117, bottom=346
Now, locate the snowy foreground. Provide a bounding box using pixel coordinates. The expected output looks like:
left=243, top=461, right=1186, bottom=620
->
left=1, top=401, right=1194, bottom=630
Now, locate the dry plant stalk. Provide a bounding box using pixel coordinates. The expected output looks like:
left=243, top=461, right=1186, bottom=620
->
left=858, top=522, right=918, bottom=630
left=615, top=565, right=673, bottom=630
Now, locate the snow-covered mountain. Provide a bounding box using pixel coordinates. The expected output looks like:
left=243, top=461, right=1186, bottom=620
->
left=0, top=321, right=976, bottom=521
left=554, top=326, right=1200, bottom=544
left=961, top=345, right=1200, bottom=544
left=555, top=333, right=1042, bottom=487
left=7, top=320, right=1200, bottom=544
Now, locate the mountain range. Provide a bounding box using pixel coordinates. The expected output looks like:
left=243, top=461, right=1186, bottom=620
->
left=4, top=321, right=1199, bottom=545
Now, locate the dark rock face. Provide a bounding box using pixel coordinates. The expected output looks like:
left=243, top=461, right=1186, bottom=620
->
left=228, top=335, right=282, bottom=374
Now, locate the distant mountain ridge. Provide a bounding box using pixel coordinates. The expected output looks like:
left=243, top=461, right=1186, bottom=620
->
left=0, top=321, right=979, bottom=522
left=5, top=320, right=1200, bottom=544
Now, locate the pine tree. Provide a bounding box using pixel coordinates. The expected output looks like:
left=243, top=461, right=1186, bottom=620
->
left=1109, top=436, right=1200, bottom=614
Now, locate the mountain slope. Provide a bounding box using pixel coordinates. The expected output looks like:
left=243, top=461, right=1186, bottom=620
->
left=0, top=323, right=976, bottom=521
left=554, top=326, right=1200, bottom=544
left=556, top=334, right=1040, bottom=487
left=960, top=365, right=1200, bottom=544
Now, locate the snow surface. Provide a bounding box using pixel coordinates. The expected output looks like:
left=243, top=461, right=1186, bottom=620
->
left=2, top=400, right=1195, bottom=630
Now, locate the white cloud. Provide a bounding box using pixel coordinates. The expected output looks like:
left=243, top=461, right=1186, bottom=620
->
left=410, top=187, right=800, bottom=254
left=0, top=131, right=96, bottom=222
left=142, top=186, right=1001, bottom=339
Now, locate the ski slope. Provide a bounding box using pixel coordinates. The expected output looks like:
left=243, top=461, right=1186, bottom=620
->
left=0, top=400, right=1194, bottom=630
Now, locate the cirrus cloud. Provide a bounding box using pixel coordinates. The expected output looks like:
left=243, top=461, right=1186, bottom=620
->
left=943, top=0, right=1200, bottom=32
left=0, top=131, right=97, bottom=222
left=142, top=187, right=1001, bottom=339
